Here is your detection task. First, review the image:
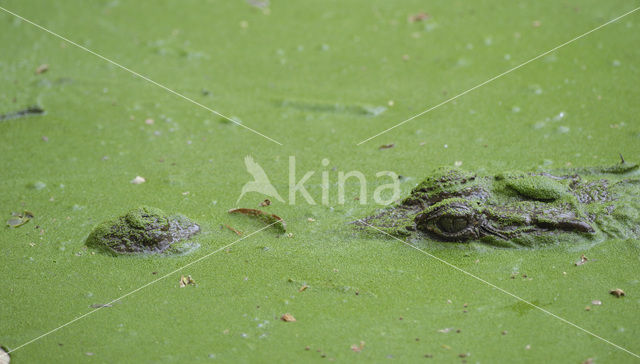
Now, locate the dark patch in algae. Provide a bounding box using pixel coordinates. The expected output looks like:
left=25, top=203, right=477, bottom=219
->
left=359, top=161, right=640, bottom=247
left=86, top=206, right=200, bottom=255
left=0, top=106, right=44, bottom=121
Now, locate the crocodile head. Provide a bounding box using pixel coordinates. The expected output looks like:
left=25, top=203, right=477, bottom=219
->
left=360, top=162, right=639, bottom=247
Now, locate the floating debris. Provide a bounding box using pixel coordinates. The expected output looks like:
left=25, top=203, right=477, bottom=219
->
left=259, top=199, right=271, bottom=207
left=378, top=143, right=395, bottom=150
left=31, top=181, right=46, bottom=190
left=130, top=176, right=146, bottom=184
left=591, top=300, right=602, bottom=306
left=408, top=12, right=430, bottom=23
left=281, top=313, right=296, bottom=322
left=0, top=106, right=44, bottom=121
left=145, top=118, right=154, bottom=125
left=0, top=346, right=9, bottom=364
left=610, top=288, right=625, bottom=298
left=247, top=0, right=269, bottom=9
left=575, top=254, right=588, bottom=266
left=35, top=64, right=49, bottom=74
left=224, top=224, right=243, bottom=236
left=228, top=208, right=286, bottom=231
left=277, top=98, right=385, bottom=117
left=90, top=303, right=113, bottom=308
left=350, top=341, right=365, bottom=352
left=298, top=284, right=309, bottom=292
left=6, top=211, right=34, bottom=228
left=179, top=275, right=196, bottom=287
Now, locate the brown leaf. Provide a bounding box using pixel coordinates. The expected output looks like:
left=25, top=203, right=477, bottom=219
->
left=609, top=288, right=625, bottom=298
left=224, top=224, right=243, bottom=236
left=408, top=12, right=430, bottom=23
left=281, top=313, right=296, bottom=322
left=35, top=64, right=49, bottom=74
left=228, top=208, right=286, bottom=231
left=378, top=143, right=395, bottom=150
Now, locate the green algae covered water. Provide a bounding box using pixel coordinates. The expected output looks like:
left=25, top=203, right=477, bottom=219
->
left=1, top=0, right=639, bottom=362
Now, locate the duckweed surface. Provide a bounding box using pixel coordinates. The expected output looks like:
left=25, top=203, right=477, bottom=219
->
left=1, top=1, right=639, bottom=362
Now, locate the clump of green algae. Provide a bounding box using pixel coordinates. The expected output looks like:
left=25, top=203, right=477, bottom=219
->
left=86, top=206, right=200, bottom=256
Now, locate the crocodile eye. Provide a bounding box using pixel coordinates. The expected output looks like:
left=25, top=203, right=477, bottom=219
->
left=437, top=216, right=469, bottom=233
left=414, top=200, right=479, bottom=241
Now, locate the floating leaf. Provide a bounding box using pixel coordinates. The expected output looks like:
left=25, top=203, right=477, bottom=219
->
left=35, top=63, right=49, bottom=74
left=6, top=210, right=33, bottom=228
left=224, top=224, right=243, bottom=236
left=228, top=208, right=286, bottom=231
left=280, top=313, right=296, bottom=322
left=610, top=288, right=625, bottom=298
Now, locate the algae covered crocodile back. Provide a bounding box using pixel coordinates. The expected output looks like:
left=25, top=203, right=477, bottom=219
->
left=359, top=161, right=640, bottom=247
left=86, top=206, right=200, bottom=255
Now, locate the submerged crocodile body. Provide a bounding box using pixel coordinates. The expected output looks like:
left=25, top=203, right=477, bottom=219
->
left=360, top=161, right=640, bottom=247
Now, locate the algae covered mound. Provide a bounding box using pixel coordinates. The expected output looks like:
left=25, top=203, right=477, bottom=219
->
left=86, top=206, right=200, bottom=255
left=359, top=161, right=640, bottom=247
